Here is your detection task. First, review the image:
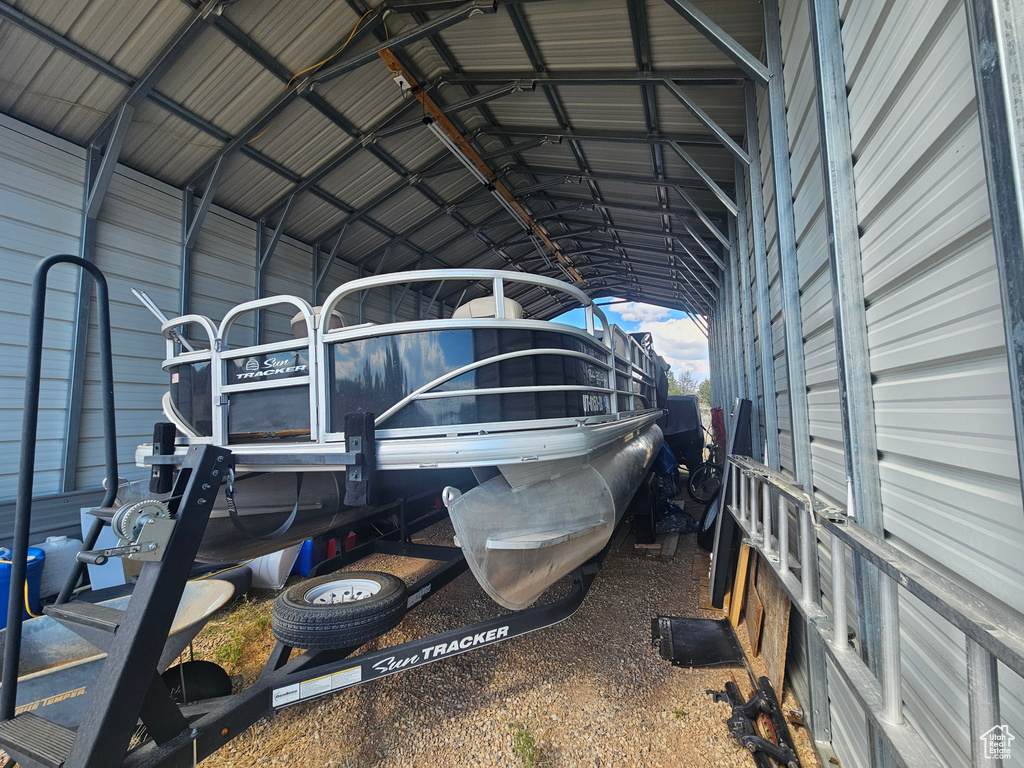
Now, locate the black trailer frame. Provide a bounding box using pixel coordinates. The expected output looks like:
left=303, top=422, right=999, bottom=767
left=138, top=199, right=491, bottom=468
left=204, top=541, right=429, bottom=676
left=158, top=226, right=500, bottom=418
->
left=1, top=442, right=609, bottom=768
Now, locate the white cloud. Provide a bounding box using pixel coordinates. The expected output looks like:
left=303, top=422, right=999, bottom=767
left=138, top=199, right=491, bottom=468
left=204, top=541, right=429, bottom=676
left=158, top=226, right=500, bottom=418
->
left=616, top=302, right=672, bottom=324
left=608, top=301, right=709, bottom=381
left=645, top=317, right=709, bottom=379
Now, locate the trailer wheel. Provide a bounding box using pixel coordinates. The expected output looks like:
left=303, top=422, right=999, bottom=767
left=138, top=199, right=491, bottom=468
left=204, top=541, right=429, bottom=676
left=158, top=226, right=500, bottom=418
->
left=271, top=571, right=408, bottom=650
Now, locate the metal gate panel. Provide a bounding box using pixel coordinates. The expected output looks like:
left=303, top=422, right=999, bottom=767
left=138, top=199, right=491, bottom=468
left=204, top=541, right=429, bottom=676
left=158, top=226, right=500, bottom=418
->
left=0, top=115, right=83, bottom=501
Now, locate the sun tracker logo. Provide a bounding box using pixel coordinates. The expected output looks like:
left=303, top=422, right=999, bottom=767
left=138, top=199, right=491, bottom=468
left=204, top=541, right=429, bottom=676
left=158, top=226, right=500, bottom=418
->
left=245, top=358, right=260, bottom=371
left=980, top=725, right=1014, bottom=760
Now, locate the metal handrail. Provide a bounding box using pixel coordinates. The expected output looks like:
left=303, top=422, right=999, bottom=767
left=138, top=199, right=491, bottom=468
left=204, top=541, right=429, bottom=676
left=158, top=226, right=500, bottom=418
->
left=218, top=295, right=315, bottom=347
left=159, top=314, right=217, bottom=361
left=374, top=347, right=614, bottom=427
left=724, top=454, right=1024, bottom=768
left=2, top=255, right=120, bottom=722
left=319, top=268, right=611, bottom=345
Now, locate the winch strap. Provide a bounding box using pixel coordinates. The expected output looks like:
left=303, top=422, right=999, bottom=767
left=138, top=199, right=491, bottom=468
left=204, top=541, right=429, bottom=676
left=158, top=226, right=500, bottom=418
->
left=226, top=473, right=303, bottom=541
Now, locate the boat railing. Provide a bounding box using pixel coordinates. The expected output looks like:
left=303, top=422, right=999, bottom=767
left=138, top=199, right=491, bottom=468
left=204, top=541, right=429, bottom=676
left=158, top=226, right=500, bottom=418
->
left=159, top=270, right=662, bottom=444
left=319, top=268, right=611, bottom=344
left=211, top=297, right=319, bottom=444
left=374, top=348, right=617, bottom=428
left=159, top=314, right=218, bottom=363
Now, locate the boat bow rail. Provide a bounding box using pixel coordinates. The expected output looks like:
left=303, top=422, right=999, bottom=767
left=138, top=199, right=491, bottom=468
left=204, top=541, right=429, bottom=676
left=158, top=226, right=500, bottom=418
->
left=150, top=269, right=665, bottom=471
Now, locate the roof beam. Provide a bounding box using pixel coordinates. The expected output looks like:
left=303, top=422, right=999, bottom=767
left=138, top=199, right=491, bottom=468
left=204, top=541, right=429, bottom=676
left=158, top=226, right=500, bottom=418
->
left=378, top=49, right=583, bottom=281
left=373, top=81, right=536, bottom=141
left=508, top=166, right=722, bottom=195
left=479, top=126, right=735, bottom=148
left=256, top=92, right=426, bottom=220
left=311, top=2, right=496, bottom=84
left=552, top=215, right=725, bottom=270
left=534, top=193, right=726, bottom=229
left=661, top=0, right=770, bottom=86
left=670, top=184, right=730, bottom=246
left=588, top=276, right=710, bottom=314
left=0, top=1, right=301, bottom=187
left=667, top=141, right=738, bottom=215
left=627, top=0, right=672, bottom=232
left=186, top=5, right=482, bottom=188
left=505, top=2, right=626, bottom=258
left=441, top=68, right=747, bottom=86
left=88, top=0, right=223, bottom=145
left=661, top=80, right=750, bottom=165
left=566, top=234, right=719, bottom=290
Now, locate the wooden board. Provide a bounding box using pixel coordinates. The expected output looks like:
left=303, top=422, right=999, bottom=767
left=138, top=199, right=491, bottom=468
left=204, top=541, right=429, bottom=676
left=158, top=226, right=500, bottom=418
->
left=745, top=584, right=764, bottom=655
left=728, top=544, right=752, bottom=627
left=757, top=557, right=791, bottom=693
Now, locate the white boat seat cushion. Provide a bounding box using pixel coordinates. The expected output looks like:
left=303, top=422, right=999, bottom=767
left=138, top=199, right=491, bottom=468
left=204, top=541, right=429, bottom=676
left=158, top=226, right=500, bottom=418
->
left=452, top=296, right=525, bottom=319
left=291, top=307, right=345, bottom=339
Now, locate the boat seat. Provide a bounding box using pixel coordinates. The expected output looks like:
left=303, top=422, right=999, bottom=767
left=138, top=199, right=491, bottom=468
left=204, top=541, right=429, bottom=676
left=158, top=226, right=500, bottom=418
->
left=452, top=296, right=525, bottom=319
left=291, top=307, right=345, bottom=339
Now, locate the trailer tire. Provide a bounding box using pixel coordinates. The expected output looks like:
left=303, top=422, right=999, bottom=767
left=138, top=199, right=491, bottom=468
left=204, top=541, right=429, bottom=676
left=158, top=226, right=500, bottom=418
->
left=271, top=571, right=408, bottom=650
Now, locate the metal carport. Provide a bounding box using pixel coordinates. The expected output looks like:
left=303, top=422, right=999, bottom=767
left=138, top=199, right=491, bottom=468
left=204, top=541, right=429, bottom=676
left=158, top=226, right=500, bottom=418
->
left=0, top=0, right=1022, bottom=766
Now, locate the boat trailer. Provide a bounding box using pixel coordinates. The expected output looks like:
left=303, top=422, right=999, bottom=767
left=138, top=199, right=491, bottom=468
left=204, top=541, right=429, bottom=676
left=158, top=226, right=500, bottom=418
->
left=0, top=256, right=611, bottom=768
left=1, top=443, right=609, bottom=768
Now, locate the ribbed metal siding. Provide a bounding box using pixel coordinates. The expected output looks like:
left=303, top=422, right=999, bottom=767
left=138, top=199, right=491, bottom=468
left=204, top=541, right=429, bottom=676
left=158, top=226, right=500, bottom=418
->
left=756, top=75, right=794, bottom=478
left=844, top=0, right=1024, bottom=763
left=191, top=209, right=257, bottom=348
left=0, top=114, right=83, bottom=501
left=743, top=0, right=1024, bottom=765
left=76, top=166, right=182, bottom=490
left=777, top=0, right=844, bottom=506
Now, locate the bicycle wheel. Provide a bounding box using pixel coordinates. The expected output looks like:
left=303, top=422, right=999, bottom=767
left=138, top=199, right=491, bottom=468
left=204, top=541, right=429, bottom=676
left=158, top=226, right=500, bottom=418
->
left=687, top=462, right=723, bottom=504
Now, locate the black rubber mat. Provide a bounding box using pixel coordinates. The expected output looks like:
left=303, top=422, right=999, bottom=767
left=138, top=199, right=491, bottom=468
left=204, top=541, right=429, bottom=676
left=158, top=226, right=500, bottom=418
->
left=651, top=616, right=744, bottom=667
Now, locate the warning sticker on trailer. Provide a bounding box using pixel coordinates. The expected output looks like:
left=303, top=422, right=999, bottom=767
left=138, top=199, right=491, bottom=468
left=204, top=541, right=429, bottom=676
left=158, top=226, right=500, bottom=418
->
left=272, top=666, right=362, bottom=709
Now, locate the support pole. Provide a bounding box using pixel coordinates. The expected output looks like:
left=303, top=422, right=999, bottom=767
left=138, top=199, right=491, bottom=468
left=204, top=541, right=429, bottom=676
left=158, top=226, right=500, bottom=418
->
left=61, top=104, right=134, bottom=493
left=964, top=0, right=1024, bottom=509
left=743, top=83, right=781, bottom=469
left=734, top=159, right=762, bottom=460
left=807, top=4, right=886, bottom=746
left=763, top=0, right=813, bottom=486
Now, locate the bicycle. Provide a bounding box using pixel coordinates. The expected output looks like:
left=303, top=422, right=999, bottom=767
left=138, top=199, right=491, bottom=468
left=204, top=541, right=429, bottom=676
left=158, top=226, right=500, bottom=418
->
left=687, top=429, right=724, bottom=504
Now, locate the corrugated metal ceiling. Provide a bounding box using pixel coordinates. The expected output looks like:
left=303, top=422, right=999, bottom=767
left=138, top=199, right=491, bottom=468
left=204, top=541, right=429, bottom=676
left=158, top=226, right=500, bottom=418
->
left=0, top=0, right=762, bottom=316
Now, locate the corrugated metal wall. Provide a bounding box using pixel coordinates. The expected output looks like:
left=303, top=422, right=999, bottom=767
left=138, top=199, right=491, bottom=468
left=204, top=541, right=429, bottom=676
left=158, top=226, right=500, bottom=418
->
left=0, top=113, right=381, bottom=503
left=720, top=0, right=1024, bottom=766
left=0, top=114, right=83, bottom=500
left=77, top=166, right=182, bottom=491
left=842, top=0, right=1024, bottom=761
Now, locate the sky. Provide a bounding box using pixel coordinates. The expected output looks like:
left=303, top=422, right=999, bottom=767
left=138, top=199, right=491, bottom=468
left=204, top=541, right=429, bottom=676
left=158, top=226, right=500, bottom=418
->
left=553, top=299, right=709, bottom=382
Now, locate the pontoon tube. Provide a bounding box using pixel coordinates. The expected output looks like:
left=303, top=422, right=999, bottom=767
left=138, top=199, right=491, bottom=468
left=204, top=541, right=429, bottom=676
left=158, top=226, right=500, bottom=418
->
left=444, top=423, right=663, bottom=609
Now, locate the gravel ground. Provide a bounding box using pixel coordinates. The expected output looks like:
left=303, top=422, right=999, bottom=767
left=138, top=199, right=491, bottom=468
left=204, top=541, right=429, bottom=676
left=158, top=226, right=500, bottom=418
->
left=189, top=494, right=823, bottom=768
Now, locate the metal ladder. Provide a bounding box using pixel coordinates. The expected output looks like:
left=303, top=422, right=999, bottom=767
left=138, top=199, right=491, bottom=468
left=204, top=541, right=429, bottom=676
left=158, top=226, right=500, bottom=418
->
left=724, top=454, right=1024, bottom=768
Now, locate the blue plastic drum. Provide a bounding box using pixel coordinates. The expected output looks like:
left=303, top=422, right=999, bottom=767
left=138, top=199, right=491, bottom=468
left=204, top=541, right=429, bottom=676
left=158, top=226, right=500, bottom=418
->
left=0, top=546, right=45, bottom=625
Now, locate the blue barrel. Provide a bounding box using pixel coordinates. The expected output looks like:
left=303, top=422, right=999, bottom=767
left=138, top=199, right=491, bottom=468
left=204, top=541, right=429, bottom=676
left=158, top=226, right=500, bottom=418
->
left=0, top=547, right=45, bottom=625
